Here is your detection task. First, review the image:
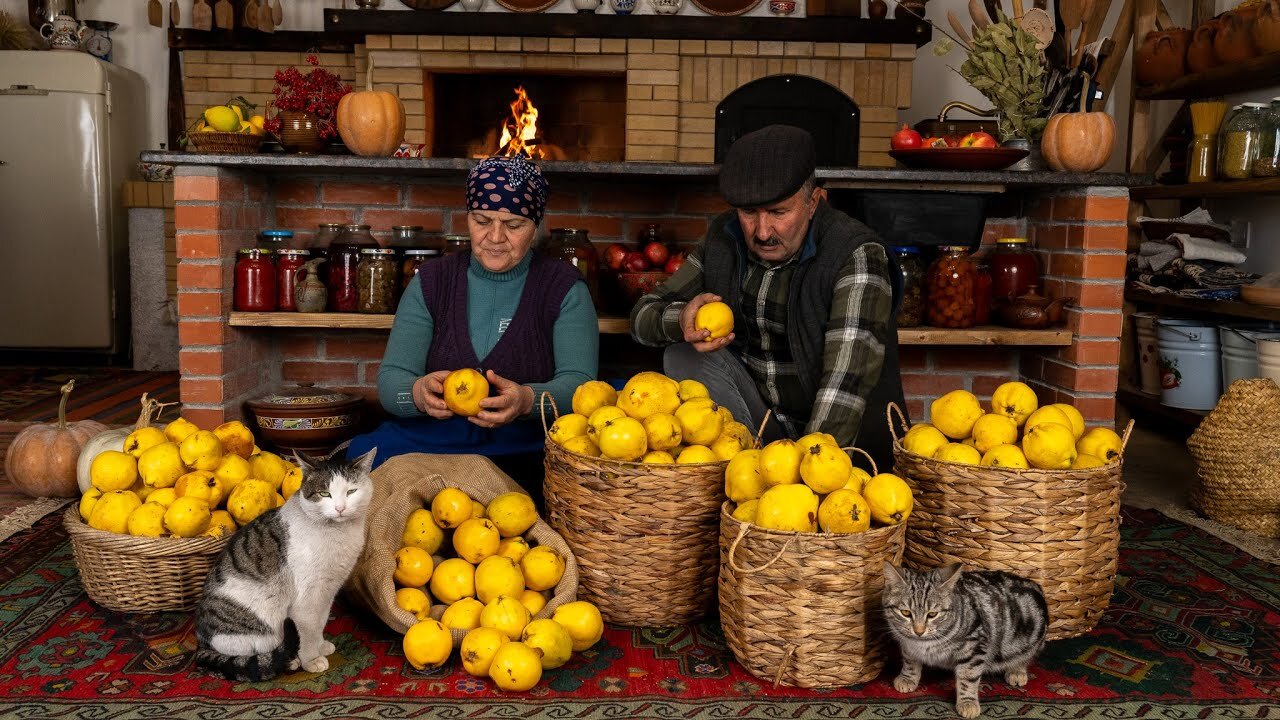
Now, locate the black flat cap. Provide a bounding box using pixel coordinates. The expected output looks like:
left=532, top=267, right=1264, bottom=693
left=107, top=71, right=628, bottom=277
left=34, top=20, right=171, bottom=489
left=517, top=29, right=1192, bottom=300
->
left=719, top=125, right=816, bottom=208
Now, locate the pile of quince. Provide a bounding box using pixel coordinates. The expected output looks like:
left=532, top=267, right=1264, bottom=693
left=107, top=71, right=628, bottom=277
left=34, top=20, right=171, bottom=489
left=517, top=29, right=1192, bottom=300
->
left=726, top=433, right=914, bottom=534
left=193, top=97, right=265, bottom=136
left=78, top=418, right=298, bottom=540
left=548, top=373, right=754, bottom=464
left=394, top=488, right=603, bottom=692
left=906, top=381, right=1124, bottom=470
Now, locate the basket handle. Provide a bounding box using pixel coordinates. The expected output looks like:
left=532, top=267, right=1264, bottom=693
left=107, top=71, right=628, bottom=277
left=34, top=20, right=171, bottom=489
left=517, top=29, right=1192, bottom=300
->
left=842, top=445, right=878, bottom=478
left=726, top=522, right=794, bottom=574
left=771, top=644, right=798, bottom=688
left=1223, top=326, right=1259, bottom=344
left=887, top=402, right=911, bottom=445
left=752, top=408, right=774, bottom=449
left=538, top=391, right=561, bottom=436
left=1119, top=418, right=1136, bottom=453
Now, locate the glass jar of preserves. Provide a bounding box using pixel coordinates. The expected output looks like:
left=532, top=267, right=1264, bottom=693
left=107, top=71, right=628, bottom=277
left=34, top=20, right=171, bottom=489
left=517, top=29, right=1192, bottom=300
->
left=391, top=225, right=423, bottom=248
left=358, top=248, right=398, bottom=314
left=972, top=260, right=993, bottom=325
left=401, top=248, right=439, bottom=292
left=234, top=248, right=277, bottom=312
left=892, top=246, right=925, bottom=328
left=443, top=234, right=471, bottom=255
left=925, top=246, right=977, bottom=329
left=258, top=229, right=294, bottom=251
left=275, top=249, right=311, bottom=312
left=1252, top=97, right=1280, bottom=177
left=310, top=223, right=343, bottom=285
left=329, top=224, right=376, bottom=312
left=987, top=237, right=1040, bottom=307
left=548, top=228, right=600, bottom=305
left=637, top=222, right=662, bottom=245
left=1219, top=102, right=1267, bottom=180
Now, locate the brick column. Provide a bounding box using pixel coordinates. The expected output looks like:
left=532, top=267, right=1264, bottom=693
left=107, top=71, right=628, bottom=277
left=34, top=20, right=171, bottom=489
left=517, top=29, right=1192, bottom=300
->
left=174, top=167, right=275, bottom=426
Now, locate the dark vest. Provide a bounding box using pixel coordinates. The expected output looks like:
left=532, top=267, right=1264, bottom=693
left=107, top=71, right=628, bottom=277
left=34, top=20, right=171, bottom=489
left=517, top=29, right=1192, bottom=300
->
left=420, top=251, right=580, bottom=384
left=700, top=201, right=907, bottom=470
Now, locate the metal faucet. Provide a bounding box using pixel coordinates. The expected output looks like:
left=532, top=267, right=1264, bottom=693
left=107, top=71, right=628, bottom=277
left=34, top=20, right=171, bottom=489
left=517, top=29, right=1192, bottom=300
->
left=937, top=101, right=998, bottom=122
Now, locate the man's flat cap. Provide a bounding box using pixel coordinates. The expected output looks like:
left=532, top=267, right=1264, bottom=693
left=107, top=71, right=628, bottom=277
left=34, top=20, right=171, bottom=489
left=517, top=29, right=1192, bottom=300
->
left=719, top=124, right=816, bottom=208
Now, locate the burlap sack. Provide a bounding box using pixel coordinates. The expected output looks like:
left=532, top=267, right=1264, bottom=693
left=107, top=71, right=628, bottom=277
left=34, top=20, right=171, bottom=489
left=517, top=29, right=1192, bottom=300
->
left=345, top=453, right=579, bottom=644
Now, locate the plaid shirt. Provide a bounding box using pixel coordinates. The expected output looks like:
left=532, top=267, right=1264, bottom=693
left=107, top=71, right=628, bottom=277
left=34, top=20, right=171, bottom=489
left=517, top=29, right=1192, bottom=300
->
left=631, top=221, right=893, bottom=444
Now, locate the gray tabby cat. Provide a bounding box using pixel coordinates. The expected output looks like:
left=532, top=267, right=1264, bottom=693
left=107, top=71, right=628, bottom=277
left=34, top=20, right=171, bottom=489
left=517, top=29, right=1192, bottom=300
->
left=882, top=563, right=1048, bottom=719
left=195, top=448, right=376, bottom=681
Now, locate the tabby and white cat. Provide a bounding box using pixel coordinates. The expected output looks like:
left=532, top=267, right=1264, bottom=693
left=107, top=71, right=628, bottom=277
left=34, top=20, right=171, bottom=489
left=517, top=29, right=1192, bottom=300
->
left=194, top=448, right=376, bottom=681
left=882, top=562, right=1049, bottom=719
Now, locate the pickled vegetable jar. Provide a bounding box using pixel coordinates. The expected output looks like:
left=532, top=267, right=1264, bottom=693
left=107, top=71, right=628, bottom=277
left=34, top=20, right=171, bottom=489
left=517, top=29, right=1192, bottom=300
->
left=357, top=248, right=398, bottom=314
left=892, top=246, right=925, bottom=328
left=275, top=249, right=311, bottom=312
left=925, top=246, right=977, bottom=329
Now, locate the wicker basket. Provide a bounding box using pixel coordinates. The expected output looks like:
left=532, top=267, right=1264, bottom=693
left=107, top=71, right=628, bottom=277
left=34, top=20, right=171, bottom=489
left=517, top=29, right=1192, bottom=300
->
left=187, top=131, right=264, bottom=154
left=1186, top=378, right=1280, bottom=538
left=541, top=400, right=727, bottom=626
left=887, top=403, right=1129, bottom=641
left=63, top=506, right=228, bottom=613
left=718, top=492, right=907, bottom=689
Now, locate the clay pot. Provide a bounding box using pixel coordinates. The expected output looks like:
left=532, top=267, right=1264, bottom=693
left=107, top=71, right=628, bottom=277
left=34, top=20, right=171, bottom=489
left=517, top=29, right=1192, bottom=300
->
left=1187, top=22, right=1220, bottom=74
left=246, top=385, right=364, bottom=456
left=1254, top=0, right=1280, bottom=55
left=1136, top=29, right=1190, bottom=86
left=1214, top=11, right=1258, bottom=65
left=995, top=286, right=1074, bottom=330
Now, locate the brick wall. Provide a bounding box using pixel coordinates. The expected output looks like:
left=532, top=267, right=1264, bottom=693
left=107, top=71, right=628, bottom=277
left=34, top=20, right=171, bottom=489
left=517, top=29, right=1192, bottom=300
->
left=182, top=51, right=358, bottom=131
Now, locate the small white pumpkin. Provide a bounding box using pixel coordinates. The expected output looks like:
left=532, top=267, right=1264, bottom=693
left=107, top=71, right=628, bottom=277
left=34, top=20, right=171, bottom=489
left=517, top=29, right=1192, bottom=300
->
left=75, top=393, right=172, bottom=493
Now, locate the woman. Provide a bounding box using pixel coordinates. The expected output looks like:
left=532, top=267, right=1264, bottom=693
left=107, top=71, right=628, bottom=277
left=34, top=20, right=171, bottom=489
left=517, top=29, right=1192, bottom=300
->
left=346, top=156, right=599, bottom=484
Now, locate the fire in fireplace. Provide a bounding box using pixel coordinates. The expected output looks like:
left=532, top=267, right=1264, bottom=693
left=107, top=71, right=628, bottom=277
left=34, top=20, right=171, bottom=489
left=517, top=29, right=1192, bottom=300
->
left=494, top=86, right=543, bottom=159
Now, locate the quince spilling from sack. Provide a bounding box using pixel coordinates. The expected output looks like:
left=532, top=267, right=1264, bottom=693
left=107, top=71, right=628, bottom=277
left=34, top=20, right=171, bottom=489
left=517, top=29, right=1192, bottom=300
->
left=431, top=557, right=477, bottom=604
left=453, top=518, right=501, bottom=564
left=480, top=595, right=531, bottom=639
left=487, top=492, right=537, bottom=537
left=460, top=627, right=507, bottom=677
left=403, top=619, right=452, bottom=670
left=440, top=597, right=485, bottom=630
left=396, top=587, right=432, bottom=622
left=432, top=487, right=474, bottom=529
left=522, top=618, right=573, bottom=670
left=552, top=600, right=604, bottom=652
left=520, top=546, right=565, bottom=591
left=488, top=641, right=543, bottom=691
left=475, top=556, right=526, bottom=604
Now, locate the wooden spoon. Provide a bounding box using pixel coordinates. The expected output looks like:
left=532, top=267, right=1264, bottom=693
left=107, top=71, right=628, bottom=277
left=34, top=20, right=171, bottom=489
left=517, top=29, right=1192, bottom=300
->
left=192, top=0, right=212, bottom=30
left=1059, top=0, right=1085, bottom=59
left=243, top=0, right=258, bottom=29
left=169, top=0, right=180, bottom=26
left=272, top=0, right=283, bottom=27
left=147, top=0, right=163, bottom=27
left=258, top=1, right=274, bottom=32
left=1071, top=0, right=1094, bottom=66
left=214, top=0, right=233, bottom=29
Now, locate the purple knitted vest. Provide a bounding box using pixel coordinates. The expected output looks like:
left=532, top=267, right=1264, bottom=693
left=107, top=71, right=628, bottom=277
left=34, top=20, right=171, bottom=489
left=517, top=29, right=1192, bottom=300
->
left=420, top=251, right=580, bottom=384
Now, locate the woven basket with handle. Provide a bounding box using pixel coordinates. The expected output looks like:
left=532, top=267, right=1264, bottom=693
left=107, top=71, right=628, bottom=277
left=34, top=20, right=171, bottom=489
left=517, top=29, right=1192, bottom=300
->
left=541, top=396, right=728, bottom=627
left=887, top=403, right=1129, bottom=641
left=63, top=506, right=229, bottom=613
left=718, top=446, right=907, bottom=688
left=187, top=131, right=264, bottom=154
left=1186, top=378, right=1280, bottom=538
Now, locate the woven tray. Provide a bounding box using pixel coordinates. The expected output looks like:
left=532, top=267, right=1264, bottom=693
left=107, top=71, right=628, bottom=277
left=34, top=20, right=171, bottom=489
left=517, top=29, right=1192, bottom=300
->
left=1187, top=378, right=1280, bottom=538
left=63, top=506, right=229, bottom=613
left=187, top=131, right=264, bottom=154
left=887, top=404, right=1129, bottom=641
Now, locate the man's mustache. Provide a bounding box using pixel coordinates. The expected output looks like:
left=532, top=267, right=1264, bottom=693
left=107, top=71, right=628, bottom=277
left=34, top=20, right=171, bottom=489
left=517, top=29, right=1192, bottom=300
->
left=753, top=237, right=783, bottom=247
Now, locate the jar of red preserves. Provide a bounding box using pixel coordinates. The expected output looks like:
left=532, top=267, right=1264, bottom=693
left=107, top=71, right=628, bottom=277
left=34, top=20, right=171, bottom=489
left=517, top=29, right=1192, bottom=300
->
left=329, top=224, right=376, bottom=312
left=276, top=249, right=311, bottom=312
left=972, top=260, right=993, bottom=325
left=925, top=246, right=977, bottom=328
left=988, top=237, right=1041, bottom=306
left=234, top=248, right=277, bottom=312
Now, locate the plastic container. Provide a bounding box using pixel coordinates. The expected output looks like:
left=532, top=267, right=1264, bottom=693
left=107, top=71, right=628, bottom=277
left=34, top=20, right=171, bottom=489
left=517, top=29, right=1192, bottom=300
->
left=1156, top=319, right=1221, bottom=410
left=1132, top=311, right=1162, bottom=395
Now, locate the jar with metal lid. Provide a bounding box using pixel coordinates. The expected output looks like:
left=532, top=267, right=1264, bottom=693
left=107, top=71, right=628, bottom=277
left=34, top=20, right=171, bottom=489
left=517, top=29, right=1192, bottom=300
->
left=258, top=229, right=295, bottom=251
left=276, top=249, right=311, bottom=312
left=891, top=246, right=925, bottom=328
left=443, top=234, right=471, bottom=255
left=234, top=248, right=277, bottom=312
left=401, top=248, right=440, bottom=293
left=329, top=224, right=376, bottom=312
left=391, top=225, right=423, bottom=248
left=310, top=223, right=343, bottom=285
left=548, top=228, right=600, bottom=304
left=987, top=237, right=1041, bottom=306
left=925, top=246, right=977, bottom=329
left=357, top=248, right=398, bottom=314
left=1252, top=97, right=1280, bottom=177
left=1219, top=102, right=1267, bottom=180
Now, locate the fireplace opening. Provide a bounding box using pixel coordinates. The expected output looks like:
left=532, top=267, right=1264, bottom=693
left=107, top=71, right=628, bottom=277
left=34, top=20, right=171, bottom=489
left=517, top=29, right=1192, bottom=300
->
left=427, top=72, right=626, bottom=162
left=715, top=74, right=860, bottom=167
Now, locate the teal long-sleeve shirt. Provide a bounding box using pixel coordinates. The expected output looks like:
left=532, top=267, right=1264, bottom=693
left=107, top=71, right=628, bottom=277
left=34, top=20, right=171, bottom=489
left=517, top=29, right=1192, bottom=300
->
left=377, top=252, right=599, bottom=419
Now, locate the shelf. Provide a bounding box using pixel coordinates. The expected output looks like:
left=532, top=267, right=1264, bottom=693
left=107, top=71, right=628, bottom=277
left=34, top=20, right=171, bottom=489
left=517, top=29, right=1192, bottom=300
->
left=1130, top=177, right=1280, bottom=201
left=169, top=27, right=359, bottom=52
left=1136, top=51, right=1280, bottom=101
left=1125, top=288, right=1280, bottom=323
left=1118, top=386, right=1207, bottom=429
left=229, top=313, right=1071, bottom=345
left=323, top=9, right=932, bottom=45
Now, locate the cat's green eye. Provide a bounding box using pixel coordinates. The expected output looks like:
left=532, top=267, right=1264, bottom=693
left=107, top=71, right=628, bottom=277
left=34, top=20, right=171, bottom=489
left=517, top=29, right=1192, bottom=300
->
left=319, top=491, right=330, bottom=498
left=347, top=488, right=357, bottom=495
left=927, top=611, right=939, bottom=618
left=900, top=609, right=912, bottom=617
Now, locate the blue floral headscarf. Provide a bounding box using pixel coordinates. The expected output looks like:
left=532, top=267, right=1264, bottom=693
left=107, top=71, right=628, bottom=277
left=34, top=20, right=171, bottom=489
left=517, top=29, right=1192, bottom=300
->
left=465, top=156, right=550, bottom=226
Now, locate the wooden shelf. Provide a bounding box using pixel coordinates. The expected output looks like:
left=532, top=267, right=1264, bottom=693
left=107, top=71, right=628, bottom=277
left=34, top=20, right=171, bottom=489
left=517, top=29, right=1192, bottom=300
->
left=1136, top=51, right=1280, bottom=100
left=1118, top=385, right=1207, bottom=429
left=1130, top=177, right=1280, bottom=201
left=169, top=27, right=359, bottom=52
left=229, top=313, right=1071, bottom=345
left=1125, top=288, right=1280, bottom=323
left=323, top=9, right=932, bottom=45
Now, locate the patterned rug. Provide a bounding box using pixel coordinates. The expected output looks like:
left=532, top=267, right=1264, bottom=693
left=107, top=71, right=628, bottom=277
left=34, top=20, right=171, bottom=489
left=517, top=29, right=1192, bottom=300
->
left=0, top=508, right=1276, bottom=719
left=0, top=366, right=180, bottom=425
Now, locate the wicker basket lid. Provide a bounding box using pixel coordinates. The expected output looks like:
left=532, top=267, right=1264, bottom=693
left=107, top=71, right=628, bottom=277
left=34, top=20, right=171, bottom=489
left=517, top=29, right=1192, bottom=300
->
left=246, top=384, right=362, bottom=414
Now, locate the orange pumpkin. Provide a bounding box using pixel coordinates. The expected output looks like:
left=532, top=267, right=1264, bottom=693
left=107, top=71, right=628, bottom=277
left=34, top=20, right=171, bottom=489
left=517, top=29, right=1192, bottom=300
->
left=4, top=380, right=108, bottom=497
left=1041, top=79, right=1116, bottom=173
left=337, top=90, right=406, bottom=157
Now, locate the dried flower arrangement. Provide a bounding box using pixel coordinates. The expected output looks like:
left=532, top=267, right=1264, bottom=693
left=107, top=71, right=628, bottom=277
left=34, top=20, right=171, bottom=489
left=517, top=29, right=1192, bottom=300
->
left=263, top=55, right=351, bottom=140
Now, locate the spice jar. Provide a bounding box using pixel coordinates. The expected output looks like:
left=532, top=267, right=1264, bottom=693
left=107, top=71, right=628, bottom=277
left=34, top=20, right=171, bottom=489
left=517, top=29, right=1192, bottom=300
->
left=987, top=237, right=1041, bottom=307
left=1253, top=97, right=1280, bottom=177
left=925, top=246, right=977, bottom=329
left=357, top=248, right=398, bottom=314
left=401, top=248, right=439, bottom=292
left=276, top=249, right=311, bottom=312
left=548, top=228, right=600, bottom=305
left=310, top=223, right=343, bottom=285
left=892, top=246, right=925, bottom=328
left=443, top=234, right=471, bottom=255
left=234, top=248, right=277, bottom=312
left=329, top=224, right=376, bottom=313
left=1219, top=102, right=1267, bottom=180
left=258, top=229, right=295, bottom=252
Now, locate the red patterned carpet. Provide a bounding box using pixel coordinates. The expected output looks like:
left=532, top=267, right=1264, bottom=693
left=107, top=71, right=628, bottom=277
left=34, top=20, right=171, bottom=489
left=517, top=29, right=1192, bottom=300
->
left=0, top=507, right=1276, bottom=718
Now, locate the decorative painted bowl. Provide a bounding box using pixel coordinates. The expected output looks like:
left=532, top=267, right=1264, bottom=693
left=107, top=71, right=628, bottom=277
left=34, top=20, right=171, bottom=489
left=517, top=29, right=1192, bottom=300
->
left=616, top=271, right=673, bottom=305
left=245, top=385, right=364, bottom=457
left=769, top=0, right=796, bottom=14
left=137, top=161, right=174, bottom=182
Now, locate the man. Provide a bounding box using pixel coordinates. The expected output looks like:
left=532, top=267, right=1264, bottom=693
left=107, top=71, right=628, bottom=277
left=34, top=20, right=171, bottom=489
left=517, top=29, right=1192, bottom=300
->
left=629, top=124, right=906, bottom=470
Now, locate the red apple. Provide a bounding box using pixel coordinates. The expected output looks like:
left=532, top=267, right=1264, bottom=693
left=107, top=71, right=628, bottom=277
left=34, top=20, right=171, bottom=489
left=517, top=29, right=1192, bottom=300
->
left=622, top=251, right=650, bottom=272
left=604, top=243, right=629, bottom=271
left=960, top=131, right=998, bottom=148
left=664, top=253, right=686, bottom=274
left=890, top=123, right=923, bottom=150
left=643, top=241, right=670, bottom=267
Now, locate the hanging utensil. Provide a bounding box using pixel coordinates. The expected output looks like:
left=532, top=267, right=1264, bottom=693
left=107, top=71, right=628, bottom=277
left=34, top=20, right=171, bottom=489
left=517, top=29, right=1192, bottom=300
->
left=1081, top=0, right=1111, bottom=47
left=948, top=10, right=975, bottom=49
left=192, top=0, right=212, bottom=30
left=148, top=0, right=163, bottom=27
left=169, top=0, right=180, bottom=27
left=272, top=0, right=282, bottom=27
left=243, top=0, right=258, bottom=30
left=258, top=1, right=273, bottom=32
left=214, top=0, right=233, bottom=29
left=1059, top=0, right=1085, bottom=61
left=1019, top=7, right=1055, bottom=48
left=1011, top=0, right=1024, bottom=18
left=1072, top=0, right=1094, bottom=66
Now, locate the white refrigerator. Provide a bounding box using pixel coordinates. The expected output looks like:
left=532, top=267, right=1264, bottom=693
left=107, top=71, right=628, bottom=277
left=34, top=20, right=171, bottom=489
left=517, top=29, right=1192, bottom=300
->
left=0, top=51, right=147, bottom=354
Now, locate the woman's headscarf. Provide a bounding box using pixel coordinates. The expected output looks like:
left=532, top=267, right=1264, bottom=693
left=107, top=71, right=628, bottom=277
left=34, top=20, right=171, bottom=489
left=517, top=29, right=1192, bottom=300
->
left=465, top=156, right=550, bottom=226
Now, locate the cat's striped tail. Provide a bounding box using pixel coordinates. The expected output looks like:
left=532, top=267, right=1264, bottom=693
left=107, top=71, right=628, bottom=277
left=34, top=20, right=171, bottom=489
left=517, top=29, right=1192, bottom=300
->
left=195, top=618, right=300, bottom=682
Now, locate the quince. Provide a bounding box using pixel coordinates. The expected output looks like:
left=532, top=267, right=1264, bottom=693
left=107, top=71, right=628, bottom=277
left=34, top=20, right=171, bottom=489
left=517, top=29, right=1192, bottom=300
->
left=799, top=442, right=853, bottom=494
left=990, top=381, right=1039, bottom=427
left=1077, top=427, right=1123, bottom=462
left=930, top=390, right=984, bottom=440
left=756, top=483, right=819, bottom=532
left=443, top=368, right=488, bottom=417
left=1022, top=422, right=1078, bottom=470
left=758, top=439, right=803, bottom=486
left=164, top=496, right=212, bottom=537
left=164, top=417, right=200, bottom=445
left=213, top=421, right=256, bottom=459
left=88, top=490, right=141, bottom=534
left=862, top=473, right=914, bottom=526
left=137, top=441, right=186, bottom=489
left=123, top=426, right=167, bottom=458
left=90, top=450, right=138, bottom=492
left=179, top=430, right=224, bottom=472
left=475, top=556, right=526, bottom=605
left=641, top=412, right=682, bottom=451
left=817, top=489, right=871, bottom=533
left=674, top=398, right=723, bottom=446
left=571, top=380, right=617, bottom=418
left=616, top=371, right=680, bottom=420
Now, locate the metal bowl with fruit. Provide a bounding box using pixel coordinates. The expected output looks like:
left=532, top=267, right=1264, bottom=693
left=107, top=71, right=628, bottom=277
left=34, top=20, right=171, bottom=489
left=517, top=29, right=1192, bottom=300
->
left=602, top=241, right=687, bottom=311
left=888, top=124, right=1027, bottom=171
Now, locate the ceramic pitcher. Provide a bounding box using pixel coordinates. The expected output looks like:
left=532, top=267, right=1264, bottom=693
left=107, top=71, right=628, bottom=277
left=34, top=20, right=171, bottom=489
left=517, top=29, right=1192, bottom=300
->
left=40, top=14, right=86, bottom=51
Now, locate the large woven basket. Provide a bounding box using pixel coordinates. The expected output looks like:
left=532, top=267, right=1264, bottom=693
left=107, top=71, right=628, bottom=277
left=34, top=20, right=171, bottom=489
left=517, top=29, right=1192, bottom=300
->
left=63, top=506, right=229, bottom=613
left=187, top=131, right=264, bottom=154
left=1186, top=378, right=1280, bottom=538
left=718, top=443, right=907, bottom=688
left=888, top=403, right=1128, bottom=641
left=542, top=401, right=727, bottom=626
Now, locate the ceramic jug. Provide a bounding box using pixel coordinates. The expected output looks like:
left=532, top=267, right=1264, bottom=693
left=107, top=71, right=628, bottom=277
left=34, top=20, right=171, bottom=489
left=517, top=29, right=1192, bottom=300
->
left=40, top=14, right=86, bottom=51
left=294, top=258, right=328, bottom=313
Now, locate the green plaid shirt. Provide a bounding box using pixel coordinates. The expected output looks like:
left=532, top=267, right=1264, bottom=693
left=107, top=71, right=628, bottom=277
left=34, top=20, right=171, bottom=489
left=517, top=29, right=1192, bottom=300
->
left=631, top=221, right=893, bottom=444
